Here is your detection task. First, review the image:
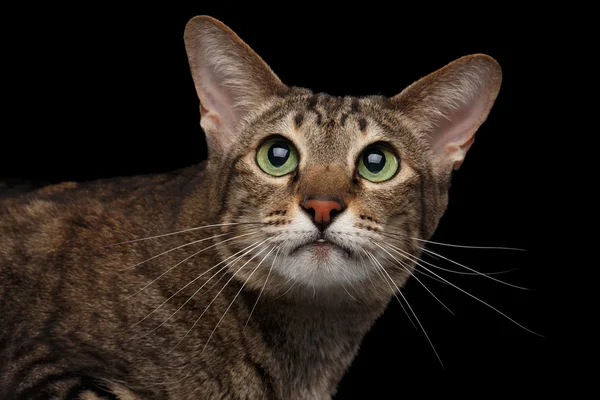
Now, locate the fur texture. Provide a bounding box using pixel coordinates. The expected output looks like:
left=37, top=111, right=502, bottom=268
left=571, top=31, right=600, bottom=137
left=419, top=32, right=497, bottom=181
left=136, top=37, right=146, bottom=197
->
left=0, top=15, right=501, bottom=399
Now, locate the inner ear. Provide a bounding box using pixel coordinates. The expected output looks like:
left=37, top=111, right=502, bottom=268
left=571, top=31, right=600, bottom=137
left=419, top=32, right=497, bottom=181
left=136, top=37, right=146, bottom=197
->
left=183, top=16, right=287, bottom=154
left=392, top=54, right=502, bottom=171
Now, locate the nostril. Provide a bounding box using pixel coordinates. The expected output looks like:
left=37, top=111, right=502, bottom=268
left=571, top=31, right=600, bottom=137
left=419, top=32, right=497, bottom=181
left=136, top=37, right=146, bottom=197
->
left=329, top=208, right=340, bottom=220
left=307, top=207, right=316, bottom=219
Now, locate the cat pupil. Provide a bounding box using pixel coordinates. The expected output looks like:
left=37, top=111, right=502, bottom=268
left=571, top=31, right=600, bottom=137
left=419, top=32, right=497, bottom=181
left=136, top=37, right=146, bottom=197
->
left=364, top=150, right=386, bottom=173
left=268, top=143, right=290, bottom=167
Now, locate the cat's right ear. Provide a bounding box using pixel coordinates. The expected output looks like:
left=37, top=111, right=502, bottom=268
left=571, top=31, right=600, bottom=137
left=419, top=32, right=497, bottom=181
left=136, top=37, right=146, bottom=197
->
left=184, top=16, right=287, bottom=153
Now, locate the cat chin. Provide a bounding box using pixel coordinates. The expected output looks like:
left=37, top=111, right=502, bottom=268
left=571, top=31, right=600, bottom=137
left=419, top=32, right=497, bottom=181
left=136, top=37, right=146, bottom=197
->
left=276, top=246, right=368, bottom=289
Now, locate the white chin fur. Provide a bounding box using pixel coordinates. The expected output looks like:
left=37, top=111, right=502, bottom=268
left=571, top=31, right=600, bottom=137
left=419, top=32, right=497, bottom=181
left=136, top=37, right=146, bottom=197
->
left=276, top=247, right=368, bottom=289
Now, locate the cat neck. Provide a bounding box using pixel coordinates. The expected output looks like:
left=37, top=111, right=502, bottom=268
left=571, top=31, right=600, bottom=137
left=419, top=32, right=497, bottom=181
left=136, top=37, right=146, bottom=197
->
left=172, top=167, right=391, bottom=397
left=243, top=291, right=389, bottom=399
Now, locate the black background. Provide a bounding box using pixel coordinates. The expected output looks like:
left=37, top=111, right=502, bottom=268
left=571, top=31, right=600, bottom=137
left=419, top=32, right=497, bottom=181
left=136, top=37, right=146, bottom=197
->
left=5, top=7, right=551, bottom=398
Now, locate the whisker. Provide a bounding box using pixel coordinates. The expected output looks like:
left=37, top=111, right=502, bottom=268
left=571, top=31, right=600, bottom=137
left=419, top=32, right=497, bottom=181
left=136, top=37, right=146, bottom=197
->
left=244, top=246, right=280, bottom=331
left=358, top=251, right=380, bottom=294
left=198, top=239, right=279, bottom=298
left=371, top=247, right=450, bottom=284
left=363, top=250, right=417, bottom=330
left=275, top=280, right=297, bottom=299
left=340, top=280, right=359, bottom=302
left=413, top=236, right=526, bottom=252
left=194, top=263, right=230, bottom=296
left=384, top=242, right=542, bottom=337
left=419, top=246, right=530, bottom=290
left=169, top=239, right=273, bottom=353
left=411, top=269, right=452, bottom=285
left=126, top=237, right=267, bottom=340
left=339, top=266, right=361, bottom=302
left=104, top=221, right=267, bottom=247
left=382, top=225, right=525, bottom=251
left=367, top=249, right=444, bottom=369
left=372, top=241, right=454, bottom=315
left=146, top=363, right=195, bottom=390
left=122, top=231, right=258, bottom=301
left=380, top=232, right=527, bottom=285
left=202, top=245, right=276, bottom=353
left=423, top=251, right=442, bottom=261
left=419, top=258, right=519, bottom=276
left=118, top=230, right=243, bottom=272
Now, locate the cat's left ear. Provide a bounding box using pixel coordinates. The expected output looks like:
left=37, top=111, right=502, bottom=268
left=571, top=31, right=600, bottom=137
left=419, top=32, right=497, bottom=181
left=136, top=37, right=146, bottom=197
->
left=392, top=54, right=502, bottom=171
left=184, top=16, right=287, bottom=153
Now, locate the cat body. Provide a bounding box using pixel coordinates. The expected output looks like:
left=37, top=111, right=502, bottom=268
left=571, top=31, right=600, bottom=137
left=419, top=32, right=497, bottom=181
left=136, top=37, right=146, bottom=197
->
left=0, top=167, right=382, bottom=399
left=0, top=16, right=502, bottom=399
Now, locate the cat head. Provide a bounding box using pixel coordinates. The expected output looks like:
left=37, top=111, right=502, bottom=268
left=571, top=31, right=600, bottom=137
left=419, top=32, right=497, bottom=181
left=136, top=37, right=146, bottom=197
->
left=183, top=16, right=502, bottom=302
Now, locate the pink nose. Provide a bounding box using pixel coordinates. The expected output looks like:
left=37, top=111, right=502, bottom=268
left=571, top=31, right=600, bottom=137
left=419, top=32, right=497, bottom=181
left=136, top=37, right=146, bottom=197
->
left=302, top=199, right=343, bottom=224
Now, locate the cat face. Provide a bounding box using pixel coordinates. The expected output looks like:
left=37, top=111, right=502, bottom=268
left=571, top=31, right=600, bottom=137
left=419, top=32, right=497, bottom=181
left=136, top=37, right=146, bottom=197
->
left=217, top=93, right=428, bottom=293
left=184, top=16, right=501, bottom=300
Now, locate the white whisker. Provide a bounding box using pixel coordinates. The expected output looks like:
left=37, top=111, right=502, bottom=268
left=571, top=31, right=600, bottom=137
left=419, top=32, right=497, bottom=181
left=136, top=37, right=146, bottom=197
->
left=105, top=222, right=266, bottom=247
left=419, top=257, right=519, bottom=276
left=275, top=278, right=297, bottom=299
left=340, top=281, right=358, bottom=302
left=382, top=226, right=525, bottom=251
left=373, top=241, right=454, bottom=315
left=339, top=267, right=361, bottom=302
left=169, top=239, right=273, bottom=353
left=244, top=246, right=280, bottom=331
left=412, top=236, right=525, bottom=252
left=363, top=250, right=416, bottom=330
left=203, top=245, right=276, bottom=353
left=123, top=231, right=258, bottom=301
left=123, top=235, right=265, bottom=334
left=412, top=269, right=452, bottom=285
left=367, top=249, right=445, bottom=369
left=419, top=246, right=530, bottom=290
left=382, top=234, right=531, bottom=290
left=358, top=251, right=379, bottom=293
left=127, top=237, right=268, bottom=341
left=119, top=231, right=238, bottom=272
left=384, top=242, right=542, bottom=337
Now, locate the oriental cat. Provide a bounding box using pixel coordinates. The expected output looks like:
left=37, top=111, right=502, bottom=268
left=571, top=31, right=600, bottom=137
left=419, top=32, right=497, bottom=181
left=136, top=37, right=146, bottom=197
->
left=0, top=15, right=503, bottom=400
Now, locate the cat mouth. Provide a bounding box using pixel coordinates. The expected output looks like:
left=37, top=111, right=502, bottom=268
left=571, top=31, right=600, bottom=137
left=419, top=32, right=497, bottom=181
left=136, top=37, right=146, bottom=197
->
left=288, top=236, right=353, bottom=258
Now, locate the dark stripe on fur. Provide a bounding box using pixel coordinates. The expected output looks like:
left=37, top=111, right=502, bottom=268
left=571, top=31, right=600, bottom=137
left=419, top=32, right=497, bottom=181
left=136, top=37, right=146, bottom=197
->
left=340, top=113, right=349, bottom=126
left=15, top=371, right=119, bottom=400
left=16, top=372, right=80, bottom=399
left=294, top=113, right=304, bottom=128
left=218, top=154, right=245, bottom=218
left=307, top=94, right=323, bottom=125
left=66, top=376, right=119, bottom=400
left=246, top=354, right=274, bottom=399
left=358, top=118, right=367, bottom=132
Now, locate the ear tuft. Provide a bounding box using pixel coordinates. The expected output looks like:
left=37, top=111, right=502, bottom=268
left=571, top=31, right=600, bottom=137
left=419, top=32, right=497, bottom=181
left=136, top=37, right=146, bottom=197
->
left=184, top=16, right=287, bottom=153
left=392, top=54, right=502, bottom=171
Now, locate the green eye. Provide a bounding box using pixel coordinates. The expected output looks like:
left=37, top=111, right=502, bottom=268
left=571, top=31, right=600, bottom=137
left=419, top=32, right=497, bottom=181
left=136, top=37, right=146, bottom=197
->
left=256, top=137, right=299, bottom=176
left=357, top=144, right=399, bottom=182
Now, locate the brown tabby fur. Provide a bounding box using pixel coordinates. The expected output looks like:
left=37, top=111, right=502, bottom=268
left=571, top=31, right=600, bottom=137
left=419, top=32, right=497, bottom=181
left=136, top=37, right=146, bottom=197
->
left=0, top=16, right=501, bottom=400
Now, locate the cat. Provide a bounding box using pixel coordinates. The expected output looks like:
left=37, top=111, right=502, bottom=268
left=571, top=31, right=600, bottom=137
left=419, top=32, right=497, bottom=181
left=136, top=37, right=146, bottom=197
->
left=0, top=14, right=503, bottom=399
